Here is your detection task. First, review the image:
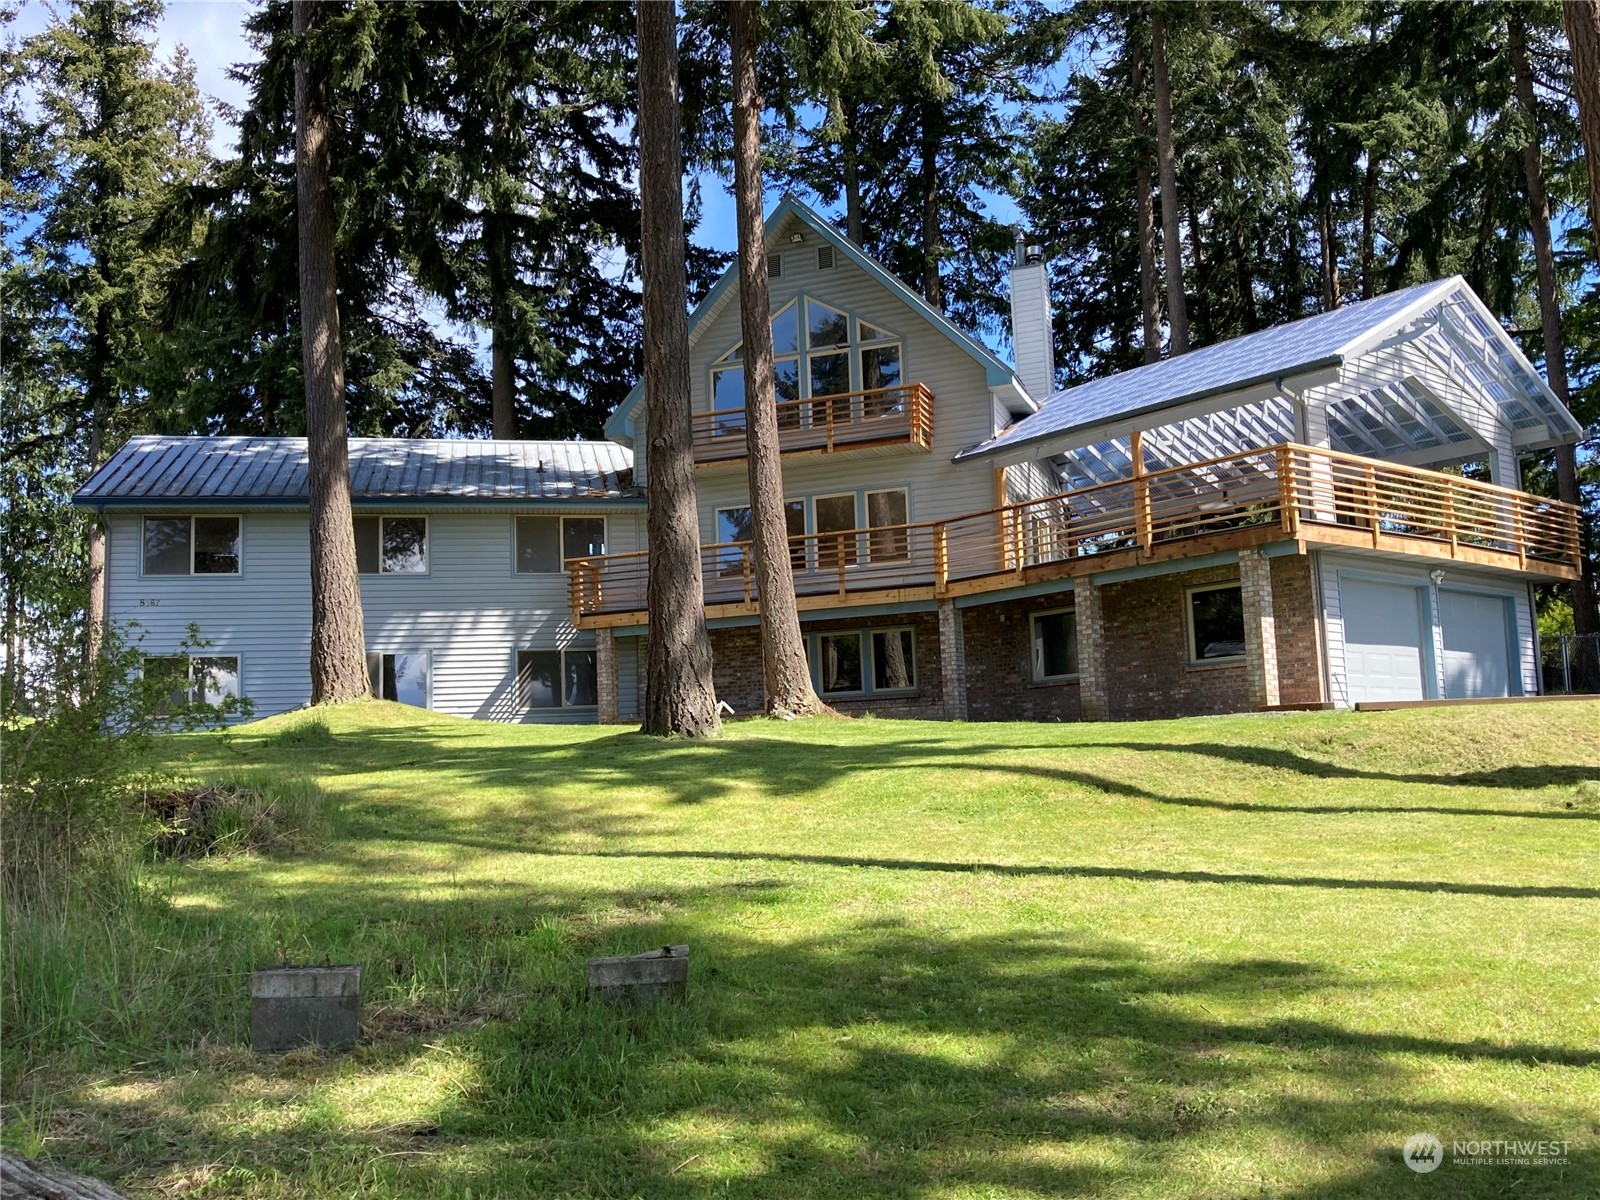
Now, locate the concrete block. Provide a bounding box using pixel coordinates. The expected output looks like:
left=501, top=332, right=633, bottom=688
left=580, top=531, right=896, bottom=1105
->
left=586, top=945, right=688, bottom=1005
left=251, top=965, right=360, bottom=1052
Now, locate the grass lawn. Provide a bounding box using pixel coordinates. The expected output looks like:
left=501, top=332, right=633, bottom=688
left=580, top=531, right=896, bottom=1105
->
left=7, top=700, right=1600, bottom=1198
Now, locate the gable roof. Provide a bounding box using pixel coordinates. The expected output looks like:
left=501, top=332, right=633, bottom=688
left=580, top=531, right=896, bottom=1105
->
left=604, top=193, right=1021, bottom=440
left=955, top=276, right=1582, bottom=465
left=74, top=436, right=640, bottom=507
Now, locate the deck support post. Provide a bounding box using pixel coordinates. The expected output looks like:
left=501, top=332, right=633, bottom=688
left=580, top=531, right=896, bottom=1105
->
left=938, top=599, right=967, bottom=721
left=596, top=628, right=620, bottom=725
left=1076, top=581, right=1109, bottom=721
left=1238, top=547, right=1281, bottom=710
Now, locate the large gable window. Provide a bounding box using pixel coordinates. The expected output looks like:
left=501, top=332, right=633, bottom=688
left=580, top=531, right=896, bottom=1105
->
left=710, top=299, right=906, bottom=424
left=143, top=516, right=241, bottom=576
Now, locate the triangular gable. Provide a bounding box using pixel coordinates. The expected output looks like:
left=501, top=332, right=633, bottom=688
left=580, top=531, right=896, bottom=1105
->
left=604, top=193, right=1019, bottom=441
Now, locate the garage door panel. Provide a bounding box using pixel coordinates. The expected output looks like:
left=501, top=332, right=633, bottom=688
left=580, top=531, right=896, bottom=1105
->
left=1440, top=590, right=1511, bottom=699
left=1341, top=578, right=1426, bottom=703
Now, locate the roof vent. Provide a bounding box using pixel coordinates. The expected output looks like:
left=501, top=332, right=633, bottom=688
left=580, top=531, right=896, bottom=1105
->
left=817, top=245, right=835, bottom=271
left=767, top=252, right=783, bottom=278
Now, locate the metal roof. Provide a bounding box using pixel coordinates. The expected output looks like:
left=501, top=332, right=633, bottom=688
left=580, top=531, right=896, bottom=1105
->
left=75, top=436, right=640, bottom=507
left=954, top=276, right=1581, bottom=467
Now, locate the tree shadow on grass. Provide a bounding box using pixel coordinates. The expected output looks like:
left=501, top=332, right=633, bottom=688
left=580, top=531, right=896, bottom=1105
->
left=62, top=915, right=1600, bottom=1199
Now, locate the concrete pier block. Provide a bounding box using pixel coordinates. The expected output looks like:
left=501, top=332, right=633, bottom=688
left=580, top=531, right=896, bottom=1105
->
left=586, top=945, right=688, bottom=1005
left=250, top=965, right=361, bottom=1052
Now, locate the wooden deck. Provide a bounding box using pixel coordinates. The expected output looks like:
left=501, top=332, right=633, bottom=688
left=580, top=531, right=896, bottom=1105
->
left=569, top=444, right=1583, bottom=628
left=691, top=383, right=934, bottom=467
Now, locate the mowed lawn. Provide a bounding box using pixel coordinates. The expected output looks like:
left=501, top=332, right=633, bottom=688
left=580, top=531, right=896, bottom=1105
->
left=33, top=702, right=1600, bottom=1197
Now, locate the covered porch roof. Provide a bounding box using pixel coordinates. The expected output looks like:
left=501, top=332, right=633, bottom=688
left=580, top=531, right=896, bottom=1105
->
left=956, top=277, right=1583, bottom=492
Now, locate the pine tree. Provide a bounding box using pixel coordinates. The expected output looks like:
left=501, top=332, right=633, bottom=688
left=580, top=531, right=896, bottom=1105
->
left=638, top=0, right=720, bottom=739
left=2, top=0, right=210, bottom=664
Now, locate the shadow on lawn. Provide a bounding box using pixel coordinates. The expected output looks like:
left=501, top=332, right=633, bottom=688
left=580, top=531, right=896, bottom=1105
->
left=76, top=912, right=1598, bottom=1199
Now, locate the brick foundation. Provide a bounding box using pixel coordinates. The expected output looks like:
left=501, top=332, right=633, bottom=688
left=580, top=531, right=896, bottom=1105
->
left=708, top=611, right=945, bottom=720
left=961, top=591, right=1084, bottom=722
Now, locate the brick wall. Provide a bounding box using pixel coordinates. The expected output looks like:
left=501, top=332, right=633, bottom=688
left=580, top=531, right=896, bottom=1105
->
left=1271, top=553, right=1326, bottom=706
left=960, top=591, right=1083, bottom=722
left=708, top=611, right=945, bottom=720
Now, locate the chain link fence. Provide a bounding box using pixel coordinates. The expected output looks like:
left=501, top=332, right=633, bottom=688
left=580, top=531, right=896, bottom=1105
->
left=1542, top=632, right=1600, bottom=695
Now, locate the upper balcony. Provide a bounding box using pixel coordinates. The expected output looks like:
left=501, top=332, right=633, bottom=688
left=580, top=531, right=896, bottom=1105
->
left=567, top=445, right=1582, bottom=626
left=690, top=383, right=934, bottom=468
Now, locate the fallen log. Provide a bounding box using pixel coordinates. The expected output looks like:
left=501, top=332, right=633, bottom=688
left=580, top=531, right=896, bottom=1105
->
left=0, top=1151, right=131, bottom=1200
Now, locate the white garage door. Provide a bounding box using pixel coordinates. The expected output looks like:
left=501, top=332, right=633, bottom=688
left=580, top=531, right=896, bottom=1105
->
left=1341, top=578, right=1427, bottom=703
left=1439, top=590, right=1511, bottom=698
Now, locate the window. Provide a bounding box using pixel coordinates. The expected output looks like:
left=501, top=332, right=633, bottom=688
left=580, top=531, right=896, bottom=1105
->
left=516, top=516, right=606, bottom=573
left=807, top=300, right=851, bottom=405
left=811, top=626, right=917, bottom=696
left=366, top=651, right=430, bottom=707
left=872, top=629, right=915, bottom=690
left=517, top=648, right=598, bottom=709
left=813, top=493, right=859, bottom=570
left=818, top=631, right=863, bottom=694
left=355, top=516, right=427, bottom=574
left=1031, top=608, right=1078, bottom=680
left=716, top=502, right=805, bottom=574
left=865, top=488, right=909, bottom=563
left=142, top=516, right=240, bottom=576
left=143, top=654, right=241, bottom=708
left=712, top=302, right=802, bottom=430
left=1188, top=583, right=1246, bottom=662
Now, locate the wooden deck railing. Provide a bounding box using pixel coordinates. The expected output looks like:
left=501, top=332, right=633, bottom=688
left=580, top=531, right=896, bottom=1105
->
left=691, top=382, right=934, bottom=465
left=568, top=444, right=1582, bottom=621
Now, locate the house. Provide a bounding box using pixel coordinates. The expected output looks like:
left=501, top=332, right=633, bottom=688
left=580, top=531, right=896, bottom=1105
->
left=75, top=195, right=1585, bottom=723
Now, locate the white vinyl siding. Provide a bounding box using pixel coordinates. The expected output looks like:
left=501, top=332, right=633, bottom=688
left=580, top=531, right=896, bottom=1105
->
left=105, top=507, right=643, bottom=725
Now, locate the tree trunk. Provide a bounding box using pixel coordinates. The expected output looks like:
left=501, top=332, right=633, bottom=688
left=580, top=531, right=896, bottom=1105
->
left=1563, top=0, right=1600, bottom=273
left=486, top=204, right=516, bottom=439
left=1186, top=199, right=1207, bottom=344
left=85, top=399, right=106, bottom=668
left=730, top=1, right=824, bottom=719
left=295, top=0, right=369, bottom=705
left=1151, top=13, right=1189, bottom=354
left=842, top=103, right=863, bottom=245
left=1361, top=152, right=1378, bottom=300
left=1233, top=218, right=1258, bottom=332
left=637, top=0, right=720, bottom=738
left=1513, top=12, right=1595, bottom=635
left=920, top=101, right=943, bottom=311
left=1319, top=184, right=1341, bottom=310
left=1132, top=42, right=1160, bottom=362
left=1285, top=200, right=1302, bottom=318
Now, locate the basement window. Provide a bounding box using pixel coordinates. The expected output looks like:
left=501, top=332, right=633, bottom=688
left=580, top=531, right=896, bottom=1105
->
left=142, top=516, right=241, bottom=576
left=367, top=651, right=430, bottom=707
left=1187, top=583, right=1246, bottom=663
left=1030, top=607, right=1078, bottom=681
left=517, top=648, right=597, bottom=709
left=810, top=626, right=917, bottom=697
left=143, top=654, right=241, bottom=708
left=355, top=516, right=427, bottom=574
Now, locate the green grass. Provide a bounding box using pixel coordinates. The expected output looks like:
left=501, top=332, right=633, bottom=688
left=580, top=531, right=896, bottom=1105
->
left=5, top=700, right=1599, bottom=1198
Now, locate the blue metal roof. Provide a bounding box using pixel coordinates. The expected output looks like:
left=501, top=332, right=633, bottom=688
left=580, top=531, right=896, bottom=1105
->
left=956, top=279, right=1465, bottom=462
left=604, top=192, right=1021, bottom=441
left=75, top=436, right=640, bottom=507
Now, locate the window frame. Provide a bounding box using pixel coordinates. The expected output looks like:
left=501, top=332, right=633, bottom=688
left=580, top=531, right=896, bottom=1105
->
left=864, top=487, right=910, bottom=564
left=513, top=514, right=608, bottom=576
left=366, top=649, right=432, bottom=707
left=1185, top=581, right=1248, bottom=666
left=515, top=646, right=600, bottom=711
left=806, top=625, right=919, bottom=698
left=1029, top=606, right=1080, bottom=683
left=141, top=653, right=243, bottom=707
left=714, top=501, right=805, bottom=575
left=140, top=514, right=243, bottom=578
left=355, top=514, right=430, bottom=576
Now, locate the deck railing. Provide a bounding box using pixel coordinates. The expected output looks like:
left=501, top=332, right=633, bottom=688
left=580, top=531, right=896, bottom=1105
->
left=568, top=444, right=1582, bottom=621
left=691, top=382, right=934, bottom=465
